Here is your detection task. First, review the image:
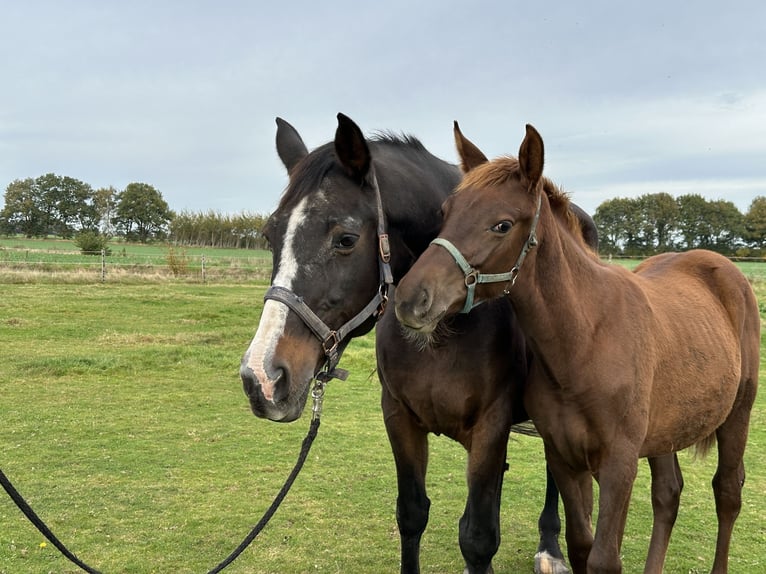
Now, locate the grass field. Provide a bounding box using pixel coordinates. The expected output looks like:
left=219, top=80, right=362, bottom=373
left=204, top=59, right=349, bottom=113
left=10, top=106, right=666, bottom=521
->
left=1, top=267, right=765, bottom=572
left=0, top=238, right=271, bottom=284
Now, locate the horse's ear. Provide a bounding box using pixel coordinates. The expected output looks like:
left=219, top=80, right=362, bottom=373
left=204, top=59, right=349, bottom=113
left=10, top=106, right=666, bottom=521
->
left=454, top=121, right=488, bottom=173
left=275, top=117, right=308, bottom=173
left=335, top=113, right=371, bottom=181
left=518, top=124, right=544, bottom=189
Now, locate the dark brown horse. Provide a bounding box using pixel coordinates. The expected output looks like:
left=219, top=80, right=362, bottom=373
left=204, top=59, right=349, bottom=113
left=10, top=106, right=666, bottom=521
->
left=394, top=123, right=760, bottom=574
left=240, top=114, right=597, bottom=573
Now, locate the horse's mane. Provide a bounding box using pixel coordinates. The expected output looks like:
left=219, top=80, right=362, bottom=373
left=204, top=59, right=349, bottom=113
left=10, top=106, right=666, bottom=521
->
left=277, top=134, right=428, bottom=210
left=457, top=156, right=593, bottom=253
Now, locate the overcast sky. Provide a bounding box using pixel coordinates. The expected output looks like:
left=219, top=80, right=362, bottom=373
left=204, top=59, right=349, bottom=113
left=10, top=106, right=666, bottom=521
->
left=2, top=1, right=765, bottom=217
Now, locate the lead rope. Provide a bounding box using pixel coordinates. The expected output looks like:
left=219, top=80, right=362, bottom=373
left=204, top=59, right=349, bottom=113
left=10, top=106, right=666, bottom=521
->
left=0, top=375, right=327, bottom=574
left=206, top=374, right=326, bottom=573
left=0, top=469, right=102, bottom=573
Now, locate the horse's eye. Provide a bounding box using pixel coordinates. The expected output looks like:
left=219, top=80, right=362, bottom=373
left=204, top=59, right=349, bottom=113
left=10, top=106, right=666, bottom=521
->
left=335, top=233, right=359, bottom=250
left=491, top=221, right=513, bottom=234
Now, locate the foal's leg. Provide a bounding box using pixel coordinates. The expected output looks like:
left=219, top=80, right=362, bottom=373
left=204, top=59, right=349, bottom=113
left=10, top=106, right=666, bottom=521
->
left=535, top=464, right=570, bottom=574
left=710, top=391, right=755, bottom=574
left=588, top=449, right=639, bottom=574
left=459, top=424, right=510, bottom=574
left=382, top=389, right=430, bottom=574
left=644, top=454, right=683, bottom=574
left=544, top=445, right=594, bottom=574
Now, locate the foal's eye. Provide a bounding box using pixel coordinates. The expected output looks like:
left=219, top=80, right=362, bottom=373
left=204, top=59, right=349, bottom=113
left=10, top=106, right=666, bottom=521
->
left=335, top=233, right=359, bottom=251
left=491, top=221, right=513, bottom=234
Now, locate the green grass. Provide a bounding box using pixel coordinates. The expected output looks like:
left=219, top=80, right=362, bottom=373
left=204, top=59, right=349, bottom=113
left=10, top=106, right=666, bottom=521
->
left=1, top=280, right=765, bottom=573
left=0, top=238, right=271, bottom=283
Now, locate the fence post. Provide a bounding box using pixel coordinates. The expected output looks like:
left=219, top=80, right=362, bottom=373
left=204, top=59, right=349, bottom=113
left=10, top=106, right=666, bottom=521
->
left=201, top=254, right=206, bottom=284
left=101, top=249, right=106, bottom=282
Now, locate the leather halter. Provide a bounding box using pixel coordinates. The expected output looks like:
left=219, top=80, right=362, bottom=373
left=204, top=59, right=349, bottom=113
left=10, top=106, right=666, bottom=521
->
left=431, top=192, right=542, bottom=313
left=263, top=169, right=393, bottom=383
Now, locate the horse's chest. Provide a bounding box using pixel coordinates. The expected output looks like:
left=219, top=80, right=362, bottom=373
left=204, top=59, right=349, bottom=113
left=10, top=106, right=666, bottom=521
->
left=523, top=368, right=628, bottom=471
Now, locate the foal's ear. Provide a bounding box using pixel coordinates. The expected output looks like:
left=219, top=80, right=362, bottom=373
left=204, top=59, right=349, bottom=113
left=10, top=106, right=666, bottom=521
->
left=275, top=117, right=309, bottom=173
left=335, top=112, right=371, bottom=181
left=518, top=124, right=544, bottom=189
left=454, top=121, right=488, bottom=173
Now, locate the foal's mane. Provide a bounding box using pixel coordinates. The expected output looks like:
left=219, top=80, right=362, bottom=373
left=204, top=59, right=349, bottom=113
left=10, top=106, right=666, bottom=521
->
left=457, top=156, right=592, bottom=252
left=277, top=134, right=428, bottom=211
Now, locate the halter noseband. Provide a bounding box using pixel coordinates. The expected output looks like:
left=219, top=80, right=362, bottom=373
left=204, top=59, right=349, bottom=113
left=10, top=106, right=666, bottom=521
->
left=263, top=169, right=393, bottom=383
left=431, top=192, right=542, bottom=313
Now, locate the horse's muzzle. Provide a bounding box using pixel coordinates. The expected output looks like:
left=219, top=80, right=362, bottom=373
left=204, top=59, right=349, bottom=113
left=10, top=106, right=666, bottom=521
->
left=240, top=358, right=301, bottom=422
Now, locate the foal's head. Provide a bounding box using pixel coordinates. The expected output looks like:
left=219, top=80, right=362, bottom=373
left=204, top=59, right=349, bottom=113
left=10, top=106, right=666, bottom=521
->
left=395, top=123, right=587, bottom=334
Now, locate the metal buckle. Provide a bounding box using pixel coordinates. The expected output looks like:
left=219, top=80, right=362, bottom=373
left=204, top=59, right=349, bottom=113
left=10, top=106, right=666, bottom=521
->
left=375, top=284, right=389, bottom=318
left=322, top=331, right=340, bottom=357
left=379, top=234, right=391, bottom=263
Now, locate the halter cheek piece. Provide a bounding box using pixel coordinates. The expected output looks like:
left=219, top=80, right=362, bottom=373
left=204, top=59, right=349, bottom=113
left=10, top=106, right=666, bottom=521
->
left=263, top=169, right=394, bottom=395
left=431, top=192, right=542, bottom=314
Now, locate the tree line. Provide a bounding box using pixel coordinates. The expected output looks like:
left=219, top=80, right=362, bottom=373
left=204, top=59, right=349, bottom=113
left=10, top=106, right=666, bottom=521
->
left=3, top=173, right=766, bottom=257
left=594, top=193, right=766, bottom=256
left=0, top=174, right=269, bottom=250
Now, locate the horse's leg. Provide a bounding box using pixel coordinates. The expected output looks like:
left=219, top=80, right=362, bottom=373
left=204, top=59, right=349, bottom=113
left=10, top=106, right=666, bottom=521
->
left=710, top=391, right=755, bottom=574
left=381, top=387, right=430, bottom=574
left=643, top=453, right=683, bottom=574
left=536, top=466, right=567, bottom=570
left=544, top=445, right=594, bottom=574
left=459, top=426, right=509, bottom=574
left=535, top=464, right=571, bottom=574
left=587, top=447, right=639, bottom=574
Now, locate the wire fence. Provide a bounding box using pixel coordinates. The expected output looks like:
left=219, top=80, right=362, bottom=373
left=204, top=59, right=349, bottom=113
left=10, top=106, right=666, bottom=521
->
left=3, top=247, right=766, bottom=284
left=0, top=249, right=273, bottom=283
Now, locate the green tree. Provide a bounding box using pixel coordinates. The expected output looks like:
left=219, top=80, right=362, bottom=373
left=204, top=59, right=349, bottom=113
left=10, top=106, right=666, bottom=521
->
left=0, top=178, right=44, bottom=236
left=744, top=196, right=766, bottom=248
left=168, top=210, right=269, bottom=249
left=675, top=194, right=710, bottom=250
left=594, top=197, right=643, bottom=255
left=93, top=186, right=118, bottom=236
left=639, top=192, right=679, bottom=252
left=35, top=173, right=97, bottom=237
left=113, top=182, right=173, bottom=242
left=73, top=230, right=112, bottom=255
left=706, top=199, right=744, bottom=254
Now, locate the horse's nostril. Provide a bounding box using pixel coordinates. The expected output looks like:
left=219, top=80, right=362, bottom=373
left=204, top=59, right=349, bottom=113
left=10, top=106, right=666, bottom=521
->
left=240, top=363, right=257, bottom=392
left=271, top=369, right=288, bottom=403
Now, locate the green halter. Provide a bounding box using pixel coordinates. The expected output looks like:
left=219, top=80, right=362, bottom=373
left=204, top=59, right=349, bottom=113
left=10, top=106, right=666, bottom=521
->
left=431, top=192, right=542, bottom=313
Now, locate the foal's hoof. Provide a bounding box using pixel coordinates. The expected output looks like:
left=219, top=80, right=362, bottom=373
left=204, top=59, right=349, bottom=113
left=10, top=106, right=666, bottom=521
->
left=534, top=550, right=570, bottom=574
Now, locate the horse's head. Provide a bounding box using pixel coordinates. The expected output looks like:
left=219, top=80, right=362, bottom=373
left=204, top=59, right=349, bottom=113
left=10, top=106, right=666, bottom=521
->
left=395, top=123, right=593, bottom=334
left=241, top=114, right=391, bottom=422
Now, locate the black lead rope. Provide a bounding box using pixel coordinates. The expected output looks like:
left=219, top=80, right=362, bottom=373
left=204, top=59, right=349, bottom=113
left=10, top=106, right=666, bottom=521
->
left=1, top=386, right=325, bottom=574
left=206, top=416, right=321, bottom=574
left=0, top=468, right=103, bottom=574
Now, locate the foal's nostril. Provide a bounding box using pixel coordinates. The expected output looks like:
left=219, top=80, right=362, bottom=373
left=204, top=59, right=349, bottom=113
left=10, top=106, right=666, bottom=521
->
left=417, top=288, right=431, bottom=318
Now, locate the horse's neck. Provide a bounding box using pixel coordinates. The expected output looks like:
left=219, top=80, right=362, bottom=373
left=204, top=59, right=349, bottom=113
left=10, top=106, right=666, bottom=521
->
left=509, top=210, right=605, bottom=365
left=381, top=164, right=458, bottom=281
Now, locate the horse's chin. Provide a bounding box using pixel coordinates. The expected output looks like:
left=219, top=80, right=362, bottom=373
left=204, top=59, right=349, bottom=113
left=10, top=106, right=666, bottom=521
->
left=247, top=382, right=311, bottom=423
left=398, top=315, right=456, bottom=351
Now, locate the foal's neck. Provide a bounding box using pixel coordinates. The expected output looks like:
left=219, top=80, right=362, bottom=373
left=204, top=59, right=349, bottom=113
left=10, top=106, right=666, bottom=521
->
left=509, top=208, right=606, bottom=361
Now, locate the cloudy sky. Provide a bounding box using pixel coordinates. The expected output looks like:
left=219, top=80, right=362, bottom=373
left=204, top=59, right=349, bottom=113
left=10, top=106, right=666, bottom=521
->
left=2, top=1, right=764, bottom=217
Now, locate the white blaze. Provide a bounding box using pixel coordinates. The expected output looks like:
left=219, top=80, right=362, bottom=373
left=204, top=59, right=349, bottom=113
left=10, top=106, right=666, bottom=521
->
left=245, top=196, right=308, bottom=401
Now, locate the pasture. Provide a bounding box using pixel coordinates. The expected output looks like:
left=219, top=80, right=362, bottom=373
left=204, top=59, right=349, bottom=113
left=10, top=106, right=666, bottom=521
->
left=0, top=238, right=271, bottom=283
left=1, top=267, right=765, bottom=572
